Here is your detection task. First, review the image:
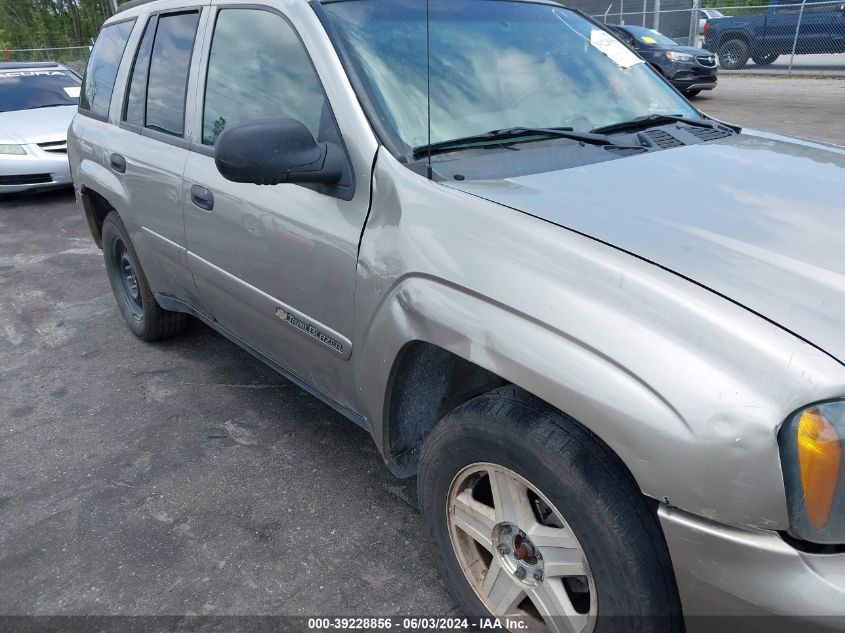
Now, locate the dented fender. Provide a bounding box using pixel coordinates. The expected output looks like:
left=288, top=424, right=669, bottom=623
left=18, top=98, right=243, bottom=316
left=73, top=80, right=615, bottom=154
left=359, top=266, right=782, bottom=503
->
left=351, top=149, right=845, bottom=531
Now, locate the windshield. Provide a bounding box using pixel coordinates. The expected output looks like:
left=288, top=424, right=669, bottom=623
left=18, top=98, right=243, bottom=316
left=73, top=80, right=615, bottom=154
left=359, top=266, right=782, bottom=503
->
left=0, top=68, right=81, bottom=113
left=622, top=26, right=679, bottom=46
left=323, top=0, right=699, bottom=154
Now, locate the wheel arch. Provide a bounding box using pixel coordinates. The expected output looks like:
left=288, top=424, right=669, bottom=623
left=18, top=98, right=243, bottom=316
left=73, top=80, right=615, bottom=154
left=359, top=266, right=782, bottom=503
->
left=366, top=276, right=693, bottom=509
left=382, top=341, right=661, bottom=513
left=382, top=340, right=508, bottom=477
left=79, top=186, right=116, bottom=248
left=716, top=30, right=752, bottom=52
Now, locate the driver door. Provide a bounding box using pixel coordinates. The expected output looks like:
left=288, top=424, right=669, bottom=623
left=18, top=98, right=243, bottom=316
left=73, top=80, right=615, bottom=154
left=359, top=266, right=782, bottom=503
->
left=182, top=2, right=374, bottom=401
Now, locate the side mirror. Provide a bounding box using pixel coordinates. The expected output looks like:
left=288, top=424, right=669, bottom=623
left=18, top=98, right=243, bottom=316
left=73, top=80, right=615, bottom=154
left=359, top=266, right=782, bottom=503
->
left=214, top=118, right=344, bottom=186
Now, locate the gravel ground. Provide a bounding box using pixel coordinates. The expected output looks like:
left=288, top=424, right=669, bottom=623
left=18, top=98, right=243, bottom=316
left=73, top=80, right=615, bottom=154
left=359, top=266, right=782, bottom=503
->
left=695, top=75, right=845, bottom=146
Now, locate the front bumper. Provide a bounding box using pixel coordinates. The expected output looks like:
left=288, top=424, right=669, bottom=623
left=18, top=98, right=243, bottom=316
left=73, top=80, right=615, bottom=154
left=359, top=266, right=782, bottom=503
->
left=666, top=61, right=718, bottom=93
left=660, top=506, right=845, bottom=632
left=0, top=142, right=72, bottom=194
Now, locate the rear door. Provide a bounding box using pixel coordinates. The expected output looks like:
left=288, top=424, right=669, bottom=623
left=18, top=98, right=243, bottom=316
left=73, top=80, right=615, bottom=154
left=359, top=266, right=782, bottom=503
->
left=107, top=5, right=209, bottom=309
left=182, top=0, right=377, bottom=402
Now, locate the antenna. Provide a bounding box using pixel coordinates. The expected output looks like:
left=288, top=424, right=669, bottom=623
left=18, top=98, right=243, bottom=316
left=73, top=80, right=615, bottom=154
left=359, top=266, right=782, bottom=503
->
left=425, top=0, right=432, bottom=179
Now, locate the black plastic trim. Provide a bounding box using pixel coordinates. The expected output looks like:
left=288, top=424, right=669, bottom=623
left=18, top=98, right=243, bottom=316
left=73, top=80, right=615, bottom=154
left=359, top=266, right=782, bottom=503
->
left=140, top=126, right=191, bottom=149
left=76, top=108, right=109, bottom=123
left=779, top=532, right=845, bottom=555
left=120, top=13, right=158, bottom=125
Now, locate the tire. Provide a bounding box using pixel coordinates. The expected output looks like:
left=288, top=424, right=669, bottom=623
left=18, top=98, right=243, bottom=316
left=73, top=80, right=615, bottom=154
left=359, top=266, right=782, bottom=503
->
left=685, top=90, right=701, bottom=98
left=718, top=38, right=749, bottom=70
left=101, top=211, right=189, bottom=341
left=418, top=386, right=682, bottom=633
left=752, top=53, right=779, bottom=67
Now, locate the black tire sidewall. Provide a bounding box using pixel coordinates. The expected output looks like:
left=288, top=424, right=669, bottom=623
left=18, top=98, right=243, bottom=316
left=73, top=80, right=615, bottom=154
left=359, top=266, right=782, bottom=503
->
left=101, top=213, right=155, bottom=338
left=418, top=390, right=682, bottom=632
left=718, top=39, right=749, bottom=70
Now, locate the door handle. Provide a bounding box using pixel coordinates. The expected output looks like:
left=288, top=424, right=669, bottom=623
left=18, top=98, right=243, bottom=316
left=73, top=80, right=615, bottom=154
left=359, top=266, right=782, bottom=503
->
left=190, top=184, right=214, bottom=211
left=109, top=153, right=126, bottom=174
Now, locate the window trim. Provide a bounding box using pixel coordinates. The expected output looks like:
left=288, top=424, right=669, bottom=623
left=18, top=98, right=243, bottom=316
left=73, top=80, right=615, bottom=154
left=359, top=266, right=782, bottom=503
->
left=142, top=8, right=202, bottom=139
left=121, top=13, right=159, bottom=128
left=78, top=16, right=137, bottom=121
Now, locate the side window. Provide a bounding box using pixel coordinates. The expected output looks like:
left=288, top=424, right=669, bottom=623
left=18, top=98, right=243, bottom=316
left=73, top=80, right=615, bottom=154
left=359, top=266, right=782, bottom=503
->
left=123, top=16, right=157, bottom=126
left=79, top=19, right=135, bottom=117
left=202, top=9, right=328, bottom=146
left=145, top=11, right=200, bottom=136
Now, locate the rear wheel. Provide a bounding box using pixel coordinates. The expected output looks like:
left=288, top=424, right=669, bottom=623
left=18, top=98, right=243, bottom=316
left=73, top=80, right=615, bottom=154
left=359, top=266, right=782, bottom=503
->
left=418, top=386, right=683, bottom=633
left=685, top=89, right=701, bottom=98
left=718, top=39, right=750, bottom=70
left=752, top=53, right=779, bottom=67
left=102, top=211, right=189, bottom=341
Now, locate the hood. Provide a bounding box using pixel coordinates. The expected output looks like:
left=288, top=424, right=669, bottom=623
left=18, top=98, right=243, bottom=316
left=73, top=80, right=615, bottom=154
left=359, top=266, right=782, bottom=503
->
left=446, top=130, right=845, bottom=365
left=0, top=105, right=76, bottom=144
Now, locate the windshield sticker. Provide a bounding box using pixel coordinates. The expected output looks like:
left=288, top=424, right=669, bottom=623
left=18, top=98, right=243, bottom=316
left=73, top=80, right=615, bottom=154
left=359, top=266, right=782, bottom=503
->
left=64, top=86, right=81, bottom=97
left=589, top=29, right=643, bottom=69
left=641, top=36, right=657, bottom=44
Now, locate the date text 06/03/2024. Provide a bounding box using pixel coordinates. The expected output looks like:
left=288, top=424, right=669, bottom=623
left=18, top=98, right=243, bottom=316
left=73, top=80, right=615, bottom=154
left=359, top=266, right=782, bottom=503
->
left=306, top=617, right=529, bottom=630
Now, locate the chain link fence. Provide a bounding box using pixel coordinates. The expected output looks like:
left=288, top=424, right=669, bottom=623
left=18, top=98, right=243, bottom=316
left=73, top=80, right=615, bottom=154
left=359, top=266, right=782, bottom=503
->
left=4, top=3, right=844, bottom=76
left=2, top=45, right=91, bottom=75
left=574, top=0, right=845, bottom=74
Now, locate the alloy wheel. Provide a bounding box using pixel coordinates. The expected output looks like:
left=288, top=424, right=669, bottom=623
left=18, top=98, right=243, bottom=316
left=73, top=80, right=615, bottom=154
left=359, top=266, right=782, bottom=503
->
left=447, top=463, right=597, bottom=633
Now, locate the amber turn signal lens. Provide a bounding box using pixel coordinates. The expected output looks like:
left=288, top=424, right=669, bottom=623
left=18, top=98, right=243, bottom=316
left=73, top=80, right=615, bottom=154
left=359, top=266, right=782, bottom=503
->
left=797, top=409, right=842, bottom=529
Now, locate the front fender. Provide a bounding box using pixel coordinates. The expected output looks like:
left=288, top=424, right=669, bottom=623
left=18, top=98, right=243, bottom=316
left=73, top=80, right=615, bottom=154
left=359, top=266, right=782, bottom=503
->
left=352, top=150, right=845, bottom=531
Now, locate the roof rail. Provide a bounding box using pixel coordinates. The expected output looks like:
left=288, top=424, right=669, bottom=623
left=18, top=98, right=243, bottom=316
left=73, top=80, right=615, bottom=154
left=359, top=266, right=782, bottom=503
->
left=0, top=61, right=60, bottom=70
left=116, top=0, right=158, bottom=13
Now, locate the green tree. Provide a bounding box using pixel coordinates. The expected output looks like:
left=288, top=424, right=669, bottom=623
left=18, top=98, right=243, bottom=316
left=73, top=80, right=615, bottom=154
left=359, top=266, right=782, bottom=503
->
left=0, top=0, right=113, bottom=49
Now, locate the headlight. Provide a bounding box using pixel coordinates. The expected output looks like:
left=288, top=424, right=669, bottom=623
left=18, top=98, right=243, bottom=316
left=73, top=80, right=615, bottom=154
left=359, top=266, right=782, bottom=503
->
left=0, top=143, right=26, bottom=155
left=665, top=51, right=695, bottom=62
left=779, top=400, right=844, bottom=544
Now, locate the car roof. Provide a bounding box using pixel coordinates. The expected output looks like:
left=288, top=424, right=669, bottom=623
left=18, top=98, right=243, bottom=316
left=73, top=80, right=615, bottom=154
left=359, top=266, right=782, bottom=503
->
left=117, top=0, right=563, bottom=13
left=0, top=62, right=66, bottom=71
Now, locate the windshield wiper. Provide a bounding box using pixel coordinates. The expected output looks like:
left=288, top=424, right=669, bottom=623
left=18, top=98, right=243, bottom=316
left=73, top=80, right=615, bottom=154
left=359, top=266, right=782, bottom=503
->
left=591, top=113, right=736, bottom=134
left=412, top=126, right=638, bottom=159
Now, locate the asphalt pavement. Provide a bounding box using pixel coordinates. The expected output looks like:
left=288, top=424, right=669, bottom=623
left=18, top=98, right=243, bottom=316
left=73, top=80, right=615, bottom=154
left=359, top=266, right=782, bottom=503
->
left=0, top=192, right=457, bottom=618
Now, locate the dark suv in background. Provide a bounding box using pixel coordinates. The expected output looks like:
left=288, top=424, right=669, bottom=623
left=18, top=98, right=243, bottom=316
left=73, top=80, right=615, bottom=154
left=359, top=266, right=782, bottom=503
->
left=610, top=25, right=718, bottom=96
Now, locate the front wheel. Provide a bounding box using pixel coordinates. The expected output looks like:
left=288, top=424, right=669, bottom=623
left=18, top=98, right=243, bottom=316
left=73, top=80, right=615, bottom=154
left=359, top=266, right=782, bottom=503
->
left=685, top=89, right=701, bottom=98
left=418, top=386, right=682, bottom=633
left=718, top=39, right=750, bottom=70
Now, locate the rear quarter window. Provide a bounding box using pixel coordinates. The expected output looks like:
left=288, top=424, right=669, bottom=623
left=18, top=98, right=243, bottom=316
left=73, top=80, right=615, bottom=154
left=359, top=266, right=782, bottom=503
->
left=80, top=19, right=136, bottom=117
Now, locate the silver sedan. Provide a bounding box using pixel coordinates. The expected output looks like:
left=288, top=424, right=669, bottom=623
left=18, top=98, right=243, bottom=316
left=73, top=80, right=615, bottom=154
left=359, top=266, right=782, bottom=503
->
left=0, top=62, right=81, bottom=194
